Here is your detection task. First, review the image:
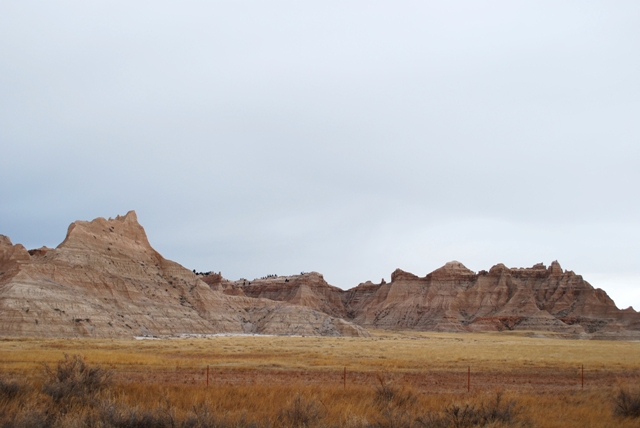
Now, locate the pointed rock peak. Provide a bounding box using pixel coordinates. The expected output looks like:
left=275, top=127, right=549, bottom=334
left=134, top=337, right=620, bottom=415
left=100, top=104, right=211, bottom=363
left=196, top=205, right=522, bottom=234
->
left=488, top=263, right=510, bottom=275
left=390, top=268, right=420, bottom=282
left=115, top=210, right=138, bottom=224
left=549, top=260, right=563, bottom=276
left=430, top=261, right=476, bottom=277
left=0, top=235, right=13, bottom=247
left=443, top=261, right=473, bottom=272
left=57, top=211, right=151, bottom=250
left=0, top=236, right=31, bottom=263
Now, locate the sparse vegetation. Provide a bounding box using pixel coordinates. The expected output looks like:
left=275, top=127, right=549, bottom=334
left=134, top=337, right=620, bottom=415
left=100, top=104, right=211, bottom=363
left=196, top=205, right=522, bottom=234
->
left=193, top=270, right=218, bottom=276
left=279, top=394, right=326, bottom=428
left=1, top=359, right=527, bottom=428
left=0, top=377, right=24, bottom=400
left=613, top=387, right=640, bottom=419
left=1, top=334, right=640, bottom=427
left=42, top=353, right=111, bottom=405
left=420, top=392, right=521, bottom=428
left=372, top=374, right=418, bottom=428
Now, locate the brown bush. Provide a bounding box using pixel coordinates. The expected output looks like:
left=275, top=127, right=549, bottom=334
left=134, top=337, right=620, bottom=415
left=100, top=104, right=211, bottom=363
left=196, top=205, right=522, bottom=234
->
left=0, top=378, right=26, bottom=401
left=415, top=392, right=521, bottom=428
left=279, top=394, right=326, bottom=428
left=42, top=353, right=111, bottom=405
left=374, top=374, right=416, bottom=409
left=613, top=388, right=640, bottom=419
left=372, top=374, right=419, bottom=428
left=99, top=402, right=176, bottom=428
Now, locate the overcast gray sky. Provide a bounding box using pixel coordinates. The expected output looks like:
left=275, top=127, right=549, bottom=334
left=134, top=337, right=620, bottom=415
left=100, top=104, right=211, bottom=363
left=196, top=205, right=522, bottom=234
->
left=1, top=1, right=639, bottom=309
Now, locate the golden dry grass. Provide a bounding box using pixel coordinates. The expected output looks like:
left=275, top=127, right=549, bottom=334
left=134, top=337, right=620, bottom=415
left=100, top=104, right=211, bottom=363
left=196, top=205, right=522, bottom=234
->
left=2, top=331, right=640, bottom=427
left=3, top=330, right=639, bottom=374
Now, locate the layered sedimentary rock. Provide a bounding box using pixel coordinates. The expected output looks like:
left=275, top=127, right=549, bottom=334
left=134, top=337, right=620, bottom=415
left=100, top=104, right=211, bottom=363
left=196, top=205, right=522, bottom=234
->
left=2, top=211, right=637, bottom=338
left=233, top=261, right=640, bottom=337
left=0, top=212, right=368, bottom=338
left=241, top=272, right=348, bottom=319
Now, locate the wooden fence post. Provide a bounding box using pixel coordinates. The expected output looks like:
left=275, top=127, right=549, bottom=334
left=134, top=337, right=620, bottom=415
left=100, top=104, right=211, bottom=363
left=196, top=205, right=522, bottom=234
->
left=467, top=366, right=470, bottom=393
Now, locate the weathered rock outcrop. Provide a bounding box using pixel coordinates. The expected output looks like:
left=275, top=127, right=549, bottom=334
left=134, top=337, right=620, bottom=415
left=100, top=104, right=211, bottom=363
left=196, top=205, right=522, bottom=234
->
left=241, top=272, right=348, bottom=319
left=233, top=261, right=640, bottom=337
left=0, top=212, right=368, bottom=338
left=3, top=211, right=637, bottom=338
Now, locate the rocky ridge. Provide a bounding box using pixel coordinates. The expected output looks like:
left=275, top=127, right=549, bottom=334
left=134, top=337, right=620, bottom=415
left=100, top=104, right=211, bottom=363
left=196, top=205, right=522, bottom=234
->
left=230, top=261, right=640, bottom=338
left=2, top=211, right=638, bottom=339
left=0, top=212, right=368, bottom=338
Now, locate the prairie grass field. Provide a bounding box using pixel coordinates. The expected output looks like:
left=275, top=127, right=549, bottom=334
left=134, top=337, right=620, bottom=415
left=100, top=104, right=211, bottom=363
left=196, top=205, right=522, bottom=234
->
left=1, top=331, right=640, bottom=427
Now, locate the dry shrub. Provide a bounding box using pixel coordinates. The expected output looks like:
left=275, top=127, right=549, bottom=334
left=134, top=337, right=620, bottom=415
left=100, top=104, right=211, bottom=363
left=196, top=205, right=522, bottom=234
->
left=613, top=387, right=640, bottom=419
left=99, top=401, right=268, bottom=428
left=375, top=373, right=400, bottom=405
left=183, top=403, right=219, bottom=428
left=42, top=353, right=111, bottom=405
left=374, top=374, right=416, bottom=409
left=0, top=377, right=50, bottom=428
left=100, top=402, right=175, bottom=428
left=0, top=386, right=53, bottom=428
left=478, top=392, right=519, bottom=425
left=0, top=378, right=26, bottom=401
left=0, top=409, right=54, bottom=428
left=373, top=374, right=418, bottom=428
left=279, top=394, right=326, bottom=428
left=415, top=392, right=521, bottom=428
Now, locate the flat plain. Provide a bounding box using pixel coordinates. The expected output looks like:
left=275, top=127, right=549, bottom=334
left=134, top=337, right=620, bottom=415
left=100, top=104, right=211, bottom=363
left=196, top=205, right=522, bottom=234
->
left=2, top=331, right=640, bottom=427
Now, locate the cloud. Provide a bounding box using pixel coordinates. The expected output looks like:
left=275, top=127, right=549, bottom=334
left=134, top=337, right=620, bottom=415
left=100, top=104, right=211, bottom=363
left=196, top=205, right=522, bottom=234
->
left=1, top=1, right=639, bottom=307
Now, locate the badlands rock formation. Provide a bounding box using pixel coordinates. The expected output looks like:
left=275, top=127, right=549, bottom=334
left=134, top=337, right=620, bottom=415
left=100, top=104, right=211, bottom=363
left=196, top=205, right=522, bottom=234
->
left=344, top=261, right=627, bottom=334
left=230, top=262, right=640, bottom=338
left=2, top=211, right=637, bottom=339
left=241, top=273, right=348, bottom=319
left=0, top=212, right=368, bottom=338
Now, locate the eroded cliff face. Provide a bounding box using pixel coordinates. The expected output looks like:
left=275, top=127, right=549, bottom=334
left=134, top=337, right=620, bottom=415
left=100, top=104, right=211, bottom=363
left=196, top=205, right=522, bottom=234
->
left=2, top=211, right=637, bottom=338
left=0, top=212, right=368, bottom=338
left=229, top=261, right=640, bottom=337
left=241, top=273, right=348, bottom=319
left=355, top=261, right=640, bottom=335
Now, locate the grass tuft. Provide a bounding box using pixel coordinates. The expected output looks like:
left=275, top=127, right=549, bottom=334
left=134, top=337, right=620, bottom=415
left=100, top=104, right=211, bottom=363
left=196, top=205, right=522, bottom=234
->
left=416, top=392, right=522, bottom=428
left=0, top=377, right=25, bottom=401
left=279, top=394, right=326, bottom=428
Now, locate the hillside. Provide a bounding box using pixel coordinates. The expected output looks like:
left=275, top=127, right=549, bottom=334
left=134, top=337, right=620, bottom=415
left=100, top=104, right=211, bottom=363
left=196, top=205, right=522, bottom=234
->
left=0, top=212, right=367, bottom=338
left=2, top=211, right=638, bottom=339
left=232, top=262, right=640, bottom=338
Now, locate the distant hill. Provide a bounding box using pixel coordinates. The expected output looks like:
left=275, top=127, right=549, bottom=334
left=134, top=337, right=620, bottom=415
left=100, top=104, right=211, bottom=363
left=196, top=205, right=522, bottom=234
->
left=236, top=261, right=640, bottom=338
left=2, top=211, right=638, bottom=339
left=0, top=211, right=367, bottom=338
